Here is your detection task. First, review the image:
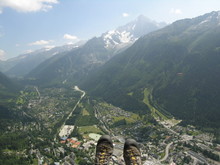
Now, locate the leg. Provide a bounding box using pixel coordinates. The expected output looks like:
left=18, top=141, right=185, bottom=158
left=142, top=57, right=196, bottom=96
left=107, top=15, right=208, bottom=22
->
left=123, top=139, right=142, bottom=165
left=95, top=135, right=114, bottom=165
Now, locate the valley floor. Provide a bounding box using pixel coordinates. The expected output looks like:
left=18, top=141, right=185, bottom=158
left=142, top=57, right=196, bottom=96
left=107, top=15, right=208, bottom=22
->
left=0, top=86, right=219, bottom=165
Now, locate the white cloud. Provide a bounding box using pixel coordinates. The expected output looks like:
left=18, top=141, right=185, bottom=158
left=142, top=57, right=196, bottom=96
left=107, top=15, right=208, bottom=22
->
left=0, top=0, right=58, bottom=13
left=170, top=8, right=182, bottom=15
left=29, top=40, right=53, bottom=46
left=63, top=34, right=78, bottom=40
left=122, top=13, right=129, bottom=17
left=0, top=49, right=6, bottom=60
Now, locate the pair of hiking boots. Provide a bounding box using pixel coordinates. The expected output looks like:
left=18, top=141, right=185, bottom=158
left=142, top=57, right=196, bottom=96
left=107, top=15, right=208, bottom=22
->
left=95, top=135, right=142, bottom=165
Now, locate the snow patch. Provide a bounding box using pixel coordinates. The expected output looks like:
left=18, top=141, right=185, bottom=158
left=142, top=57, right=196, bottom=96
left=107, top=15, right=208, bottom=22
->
left=199, top=19, right=209, bottom=25
left=103, top=29, right=134, bottom=49
left=119, top=31, right=132, bottom=43
left=132, top=24, right=136, bottom=30
left=104, top=30, right=115, bottom=40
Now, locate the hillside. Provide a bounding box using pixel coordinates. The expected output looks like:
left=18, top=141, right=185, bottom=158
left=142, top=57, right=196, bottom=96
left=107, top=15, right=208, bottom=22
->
left=0, top=72, right=19, bottom=126
left=27, top=16, right=166, bottom=86
left=0, top=72, right=18, bottom=100
left=81, top=11, right=220, bottom=128
left=0, top=44, right=81, bottom=78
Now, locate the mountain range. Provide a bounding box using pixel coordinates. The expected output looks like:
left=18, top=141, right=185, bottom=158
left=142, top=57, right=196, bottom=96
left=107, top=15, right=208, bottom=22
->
left=26, top=15, right=166, bottom=86
left=0, top=42, right=84, bottom=77
left=1, top=11, right=220, bottom=129
left=81, top=11, right=220, bottom=128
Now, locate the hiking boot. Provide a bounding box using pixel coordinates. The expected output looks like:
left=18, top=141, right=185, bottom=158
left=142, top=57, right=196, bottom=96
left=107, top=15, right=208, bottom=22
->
left=95, top=135, right=114, bottom=165
left=123, top=139, right=142, bottom=165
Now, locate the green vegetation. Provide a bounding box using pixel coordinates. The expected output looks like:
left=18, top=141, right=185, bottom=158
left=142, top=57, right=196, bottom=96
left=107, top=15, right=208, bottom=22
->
left=82, top=109, right=90, bottom=116
left=143, top=88, right=169, bottom=120
left=0, top=132, right=32, bottom=165
left=66, top=97, right=99, bottom=126
left=82, top=13, right=220, bottom=129
left=127, top=92, right=133, bottom=96
left=184, top=142, right=220, bottom=161
left=112, top=113, right=139, bottom=124
left=75, top=115, right=99, bottom=126
left=0, top=86, right=84, bottom=164
left=78, top=126, right=103, bottom=134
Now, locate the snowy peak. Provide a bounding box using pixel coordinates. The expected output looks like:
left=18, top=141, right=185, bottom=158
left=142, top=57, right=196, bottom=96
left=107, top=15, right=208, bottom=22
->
left=102, top=15, right=166, bottom=49
left=103, top=30, right=134, bottom=49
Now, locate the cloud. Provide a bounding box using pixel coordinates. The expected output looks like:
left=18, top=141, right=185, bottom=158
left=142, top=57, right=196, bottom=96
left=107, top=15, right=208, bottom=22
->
left=0, top=0, right=58, bottom=13
left=122, top=13, right=129, bottom=17
left=63, top=34, right=78, bottom=40
left=170, top=8, right=182, bottom=15
left=0, top=49, right=6, bottom=60
left=29, top=40, right=53, bottom=46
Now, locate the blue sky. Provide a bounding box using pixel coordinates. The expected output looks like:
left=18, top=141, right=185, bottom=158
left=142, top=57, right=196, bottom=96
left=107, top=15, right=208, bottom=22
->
left=0, top=0, right=220, bottom=60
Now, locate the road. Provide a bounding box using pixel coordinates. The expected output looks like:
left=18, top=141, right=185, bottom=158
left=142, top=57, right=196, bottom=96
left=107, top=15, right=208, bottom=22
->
left=54, top=86, right=85, bottom=141
left=64, top=86, right=85, bottom=122
left=94, top=108, right=112, bottom=135
left=34, top=86, right=42, bottom=103
left=160, top=142, right=173, bottom=162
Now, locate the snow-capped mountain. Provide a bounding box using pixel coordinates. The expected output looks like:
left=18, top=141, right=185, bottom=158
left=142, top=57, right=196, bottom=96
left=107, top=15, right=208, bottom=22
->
left=27, top=15, right=167, bottom=85
left=102, top=15, right=166, bottom=49
left=81, top=11, right=220, bottom=128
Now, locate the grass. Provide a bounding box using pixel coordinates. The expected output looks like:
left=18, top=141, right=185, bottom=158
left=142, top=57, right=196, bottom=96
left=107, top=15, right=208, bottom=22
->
left=112, top=113, right=139, bottom=124
left=187, top=130, right=201, bottom=136
left=143, top=88, right=182, bottom=126
left=99, top=102, right=112, bottom=108
left=33, top=159, right=38, bottom=165
left=143, top=88, right=169, bottom=120
left=78, top=125, right=103, bottom=134
left=127, top=92, right=133, bottom=96
left=143, top=88, right=151, bottom=106
left=82, top=109, right=89, bottom=116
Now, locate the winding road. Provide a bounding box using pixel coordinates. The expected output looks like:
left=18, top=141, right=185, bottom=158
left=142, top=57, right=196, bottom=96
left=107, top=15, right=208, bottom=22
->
left=160, top=142, right=173, bottom=162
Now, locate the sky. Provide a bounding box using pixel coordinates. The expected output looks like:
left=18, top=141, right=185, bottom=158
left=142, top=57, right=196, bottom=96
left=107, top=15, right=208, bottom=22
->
left=0, top=0, right=220, bottom=60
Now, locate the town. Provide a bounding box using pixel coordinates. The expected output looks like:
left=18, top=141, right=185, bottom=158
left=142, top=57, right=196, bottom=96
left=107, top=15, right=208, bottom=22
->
left=1, top=86, right=220, bottom=165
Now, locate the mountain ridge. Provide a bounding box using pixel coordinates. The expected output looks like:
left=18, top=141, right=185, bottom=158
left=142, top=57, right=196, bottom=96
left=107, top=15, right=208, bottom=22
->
left=27, top=15, right=165, bottom=86
left=0, top=42, right=84, bottom=77
left=81, top=11, right=220, bottom=128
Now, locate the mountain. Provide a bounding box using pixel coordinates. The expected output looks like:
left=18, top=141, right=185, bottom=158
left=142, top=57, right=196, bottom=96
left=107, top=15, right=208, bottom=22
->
left=0, top=72, right=15, bottom=126
left=102, top=15, right=166, bottom=49
left=81, top=11, right=220, bottom=128
left=0, top=72, right=19, bottom=104
left=0, top=43, right=83, bottom=77
left=27, top=16, right=166, bottom=86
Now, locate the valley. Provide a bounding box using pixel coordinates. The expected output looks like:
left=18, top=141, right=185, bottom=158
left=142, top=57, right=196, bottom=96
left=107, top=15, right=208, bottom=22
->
left=1, top=85, right=219, bottom=165
left=0, top=8, right=220, bottom=165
